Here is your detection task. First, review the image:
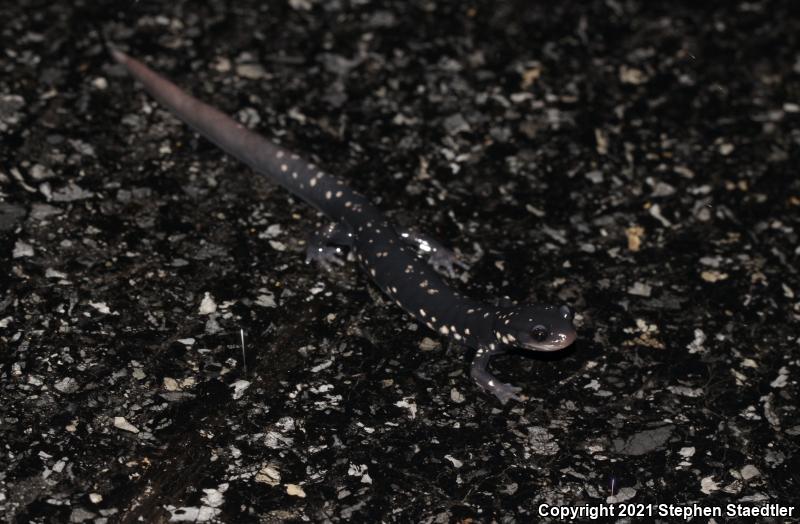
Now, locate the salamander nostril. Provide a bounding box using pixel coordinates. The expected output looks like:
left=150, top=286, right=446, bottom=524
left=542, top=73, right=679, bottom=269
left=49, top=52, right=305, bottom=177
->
left=560, top=305, right=574, bottom=321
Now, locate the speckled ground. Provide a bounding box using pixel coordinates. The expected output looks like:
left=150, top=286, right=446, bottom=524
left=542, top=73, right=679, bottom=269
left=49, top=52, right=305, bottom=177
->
left=1, top=1, right=798, bottom=522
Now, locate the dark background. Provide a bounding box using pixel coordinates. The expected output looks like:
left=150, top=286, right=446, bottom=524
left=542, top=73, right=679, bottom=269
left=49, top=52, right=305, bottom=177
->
left=1, top=0, right=798, bottom=522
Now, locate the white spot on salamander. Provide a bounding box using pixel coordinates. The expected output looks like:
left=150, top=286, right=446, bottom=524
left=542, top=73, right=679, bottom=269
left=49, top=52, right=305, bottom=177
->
left=419, top=309, right=426, bottom=317
left=439, top=326, right=449, bottom=335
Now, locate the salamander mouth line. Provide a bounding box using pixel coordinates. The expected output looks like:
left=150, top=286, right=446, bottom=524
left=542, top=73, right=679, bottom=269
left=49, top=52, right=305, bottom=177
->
left=521, top=332, right=577, bottom=352
left=111, top=48, right=577, bottom=404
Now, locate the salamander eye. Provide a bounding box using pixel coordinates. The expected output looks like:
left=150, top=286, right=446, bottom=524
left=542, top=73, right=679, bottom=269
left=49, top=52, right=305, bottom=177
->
left=532, top=325, right=548, bottom=342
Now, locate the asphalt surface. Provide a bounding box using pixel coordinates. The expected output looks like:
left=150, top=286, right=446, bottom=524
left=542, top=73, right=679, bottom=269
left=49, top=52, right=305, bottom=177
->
left=1, top=1, right=798, bottom=522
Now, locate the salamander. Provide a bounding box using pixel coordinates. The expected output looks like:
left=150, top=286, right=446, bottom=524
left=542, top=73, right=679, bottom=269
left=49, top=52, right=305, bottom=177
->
left=111, top=49, right=577, bottom=404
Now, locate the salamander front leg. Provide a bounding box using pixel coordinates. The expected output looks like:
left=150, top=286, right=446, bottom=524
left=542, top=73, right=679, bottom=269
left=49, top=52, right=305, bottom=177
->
left=470, top=347, right=523, bottom=404
left=305, top=222, right=355, bottom=271
left=395, top=228, right=469, bottom=278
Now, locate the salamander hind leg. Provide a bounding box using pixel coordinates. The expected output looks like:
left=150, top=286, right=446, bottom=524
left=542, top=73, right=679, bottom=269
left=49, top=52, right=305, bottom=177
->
left=470, top=347, right=523, bottom=404
left=395, top=228, right=469, bottom=278
left=305, top=222, right=355, bottom=271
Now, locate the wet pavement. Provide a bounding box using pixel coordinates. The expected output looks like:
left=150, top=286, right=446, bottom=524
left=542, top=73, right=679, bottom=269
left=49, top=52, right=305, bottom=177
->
left=1, top=1, right=798, bottom=522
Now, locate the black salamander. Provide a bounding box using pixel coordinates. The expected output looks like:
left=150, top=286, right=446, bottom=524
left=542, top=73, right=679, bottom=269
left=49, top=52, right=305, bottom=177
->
left=111, top=49, right=577, bottom=404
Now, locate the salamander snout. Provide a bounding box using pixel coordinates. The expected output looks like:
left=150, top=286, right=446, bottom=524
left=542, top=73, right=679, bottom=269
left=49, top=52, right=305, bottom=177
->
left=493, top=304, right=577, bottom=352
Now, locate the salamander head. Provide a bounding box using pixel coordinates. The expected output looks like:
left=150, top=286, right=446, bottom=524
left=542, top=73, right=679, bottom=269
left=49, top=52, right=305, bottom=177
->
left=493, top=304, right=576, bottom=351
